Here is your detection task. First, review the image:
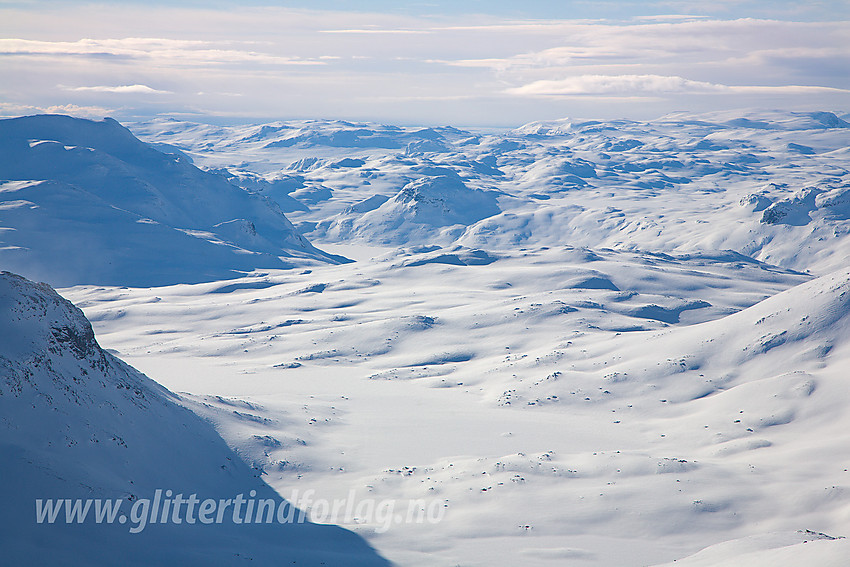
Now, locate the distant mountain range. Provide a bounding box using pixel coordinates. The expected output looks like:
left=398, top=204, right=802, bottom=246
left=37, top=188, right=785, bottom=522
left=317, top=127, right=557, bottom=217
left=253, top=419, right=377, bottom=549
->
left=131, top=110, right=850, bottom=275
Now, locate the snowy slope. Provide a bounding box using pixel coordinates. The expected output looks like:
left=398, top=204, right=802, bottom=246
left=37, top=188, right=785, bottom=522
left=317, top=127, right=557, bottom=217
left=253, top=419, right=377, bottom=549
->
left=0, top=115, right=346, bottom=287
left=651, top=531, right=849, bottom=567
left=0, top=270, right=388, bottom=566
left=60, top=248, right=850, bottom=566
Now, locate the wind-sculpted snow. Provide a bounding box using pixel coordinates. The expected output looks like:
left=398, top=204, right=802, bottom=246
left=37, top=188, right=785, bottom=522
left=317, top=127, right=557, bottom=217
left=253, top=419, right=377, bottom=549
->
left=6, top=108, right=850, bottom=566
left=0, top=271, right=388, bottom=566
left=0, top=115, right=346, bottom=287
left=62, top=243, right=850, bottom=566
left=131, top=109, right=850, bottom=273
left=492, top=266, right=850, bottom=405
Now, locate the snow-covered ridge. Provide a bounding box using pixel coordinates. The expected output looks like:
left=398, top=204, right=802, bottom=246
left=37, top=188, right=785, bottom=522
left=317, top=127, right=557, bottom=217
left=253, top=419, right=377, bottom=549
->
left=0, top=270, right=388, bottom=565
left=0, top=115, right=347, bottom=287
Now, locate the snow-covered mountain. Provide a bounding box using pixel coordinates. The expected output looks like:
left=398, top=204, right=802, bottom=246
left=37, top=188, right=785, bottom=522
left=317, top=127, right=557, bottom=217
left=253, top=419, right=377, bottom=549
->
left=4, top=109, right=850, bottom=566
left=0, top=270, right=388, bottom=566
left=131, top=110, right=850, bottom=274
left=319, top=168, right=501, bottom=244
left=0, top=115, right=347, bottom=287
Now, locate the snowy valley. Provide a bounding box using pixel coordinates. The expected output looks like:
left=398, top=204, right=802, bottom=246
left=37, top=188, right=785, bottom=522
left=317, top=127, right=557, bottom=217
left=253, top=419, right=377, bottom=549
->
left=2, top=110, right=850, bottom=566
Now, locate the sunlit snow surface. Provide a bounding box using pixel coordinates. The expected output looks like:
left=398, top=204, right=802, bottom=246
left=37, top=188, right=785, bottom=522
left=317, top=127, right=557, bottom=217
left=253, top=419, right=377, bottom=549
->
left=6, top=109, right=850, bottom=565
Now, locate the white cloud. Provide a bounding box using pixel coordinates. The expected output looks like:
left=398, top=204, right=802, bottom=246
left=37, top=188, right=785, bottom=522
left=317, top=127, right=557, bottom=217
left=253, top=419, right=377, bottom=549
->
left=64, top=84, right=172, bottom=95
left=0, top=102, right=113, bottom=119
left=0, top=38, right=326, bottom=66
left=436, top=19, right=850, bottom=74
left=42, top=103, right=113, bottom=117
left=631, top=14, right=710, bottom=21
left=726, top=85, right=850, bottom=94
left=1, top=5, right=847, bottom=125
left=506, top=75, right=727, bottom=95
left=318, top=28, right=430, bottom=34
left=506, top=74, right=850, bottom=97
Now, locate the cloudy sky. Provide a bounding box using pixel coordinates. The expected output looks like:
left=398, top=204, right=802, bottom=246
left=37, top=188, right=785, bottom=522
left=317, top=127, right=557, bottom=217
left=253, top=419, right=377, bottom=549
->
left=1, top=1, right=848, bottom=126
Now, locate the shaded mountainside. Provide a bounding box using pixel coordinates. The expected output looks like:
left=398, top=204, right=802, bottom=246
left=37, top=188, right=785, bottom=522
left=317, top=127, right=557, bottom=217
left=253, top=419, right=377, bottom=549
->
left=0, top=115, right=347, bottom=287
left=0, top=271, right=388, bottom=566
